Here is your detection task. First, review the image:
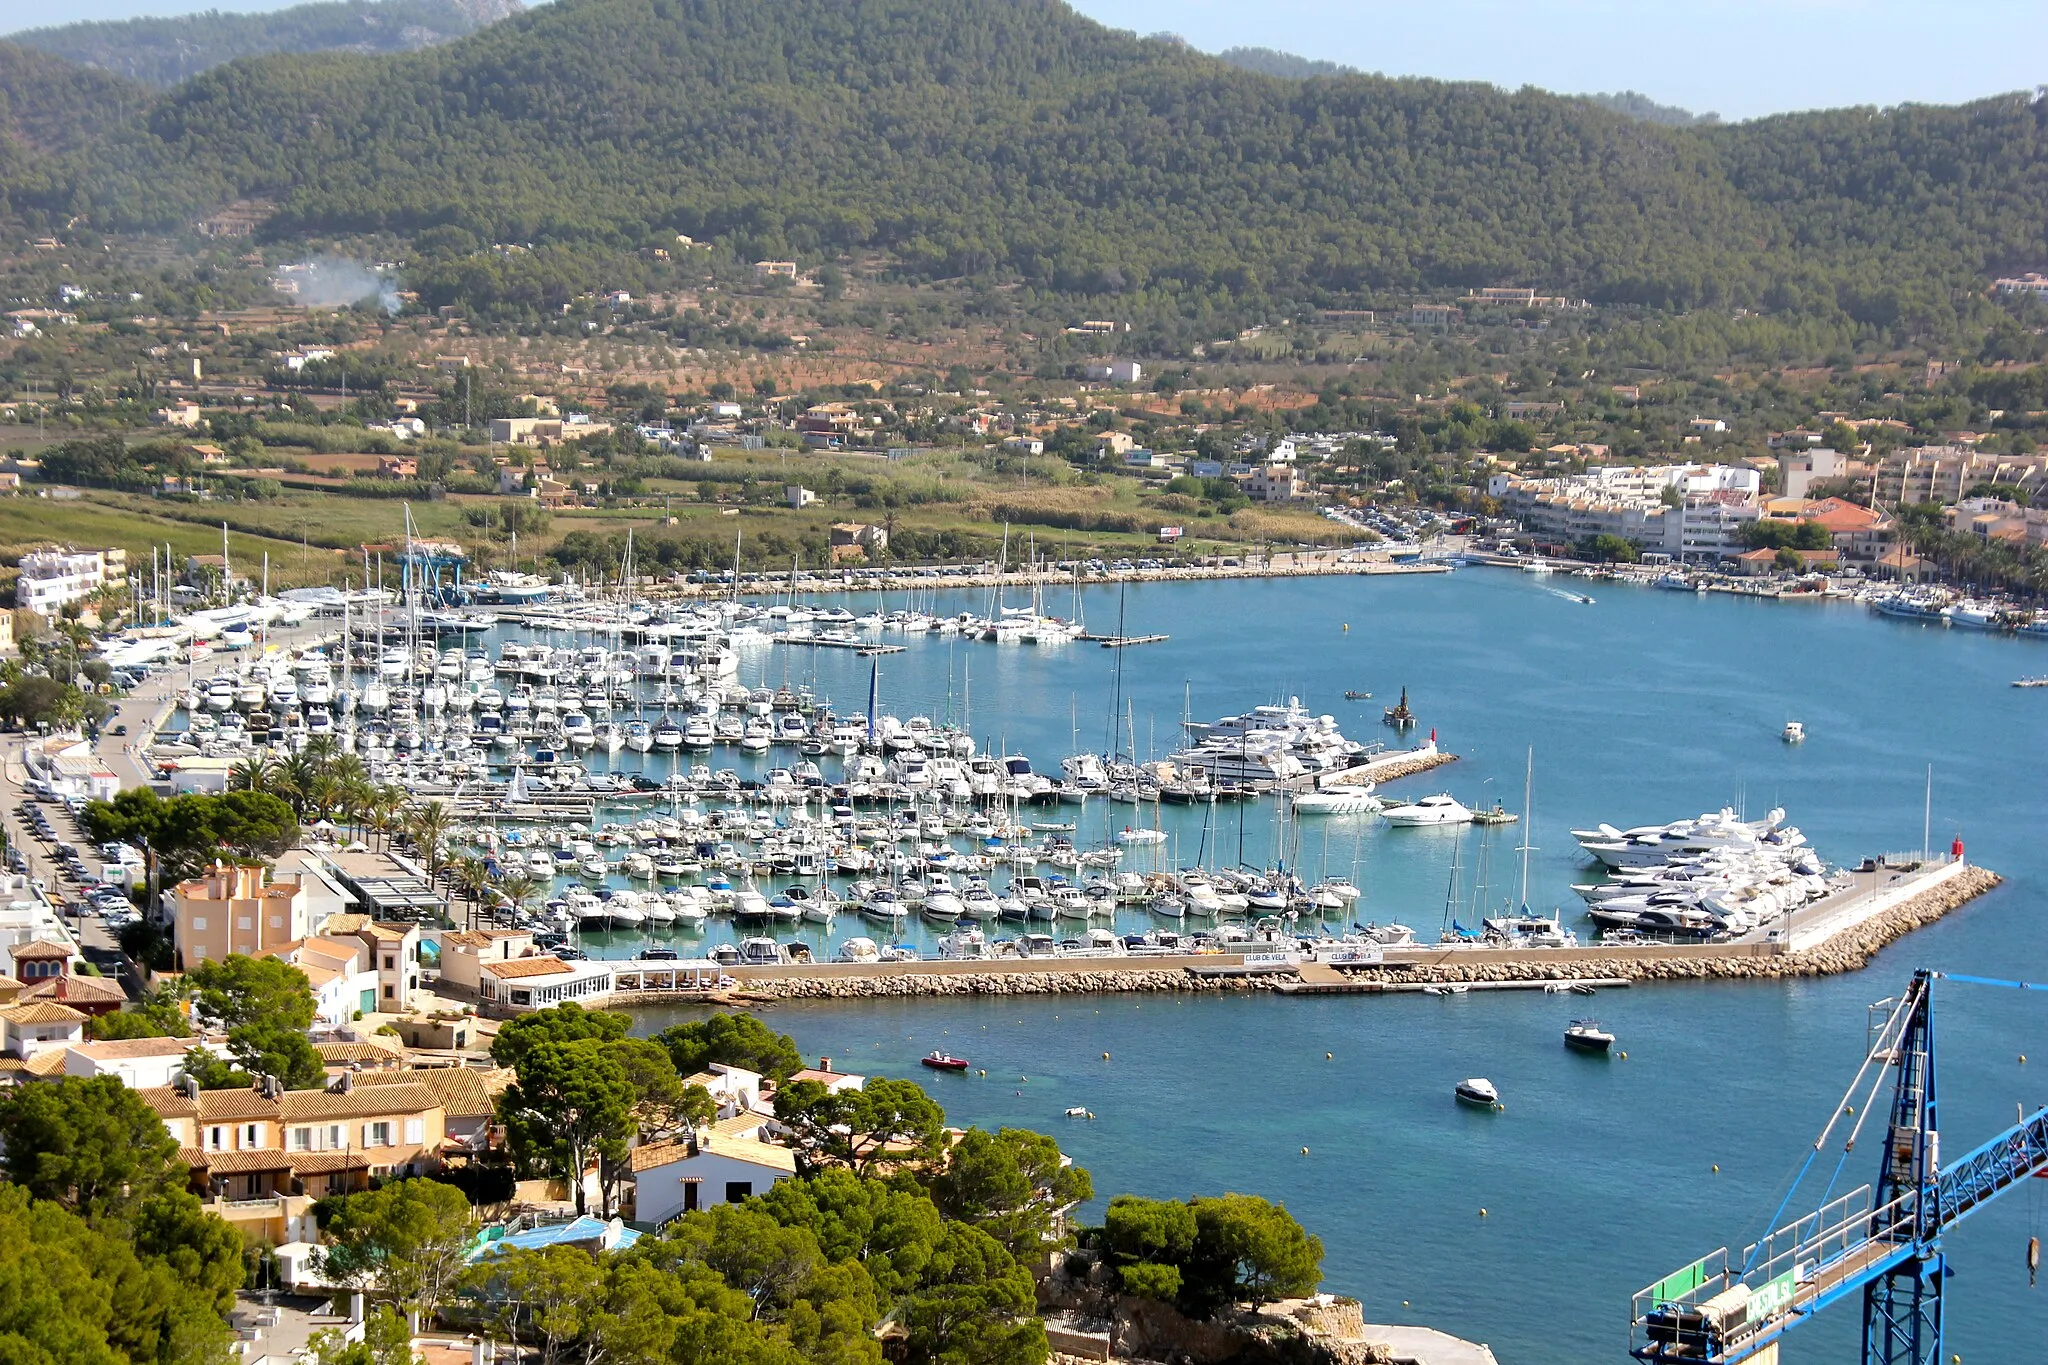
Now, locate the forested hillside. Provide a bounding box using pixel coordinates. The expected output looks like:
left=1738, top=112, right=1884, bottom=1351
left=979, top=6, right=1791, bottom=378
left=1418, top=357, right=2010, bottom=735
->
left=8, top=0, right=522, bottom=87
left=4, top=0, right=2045, bottom=329
left=0, top=43, right=150, bottom=218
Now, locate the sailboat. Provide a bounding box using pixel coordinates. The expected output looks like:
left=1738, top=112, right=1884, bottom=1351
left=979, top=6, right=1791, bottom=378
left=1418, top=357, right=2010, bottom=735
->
left=1481, top=750, right=1577, bottom=947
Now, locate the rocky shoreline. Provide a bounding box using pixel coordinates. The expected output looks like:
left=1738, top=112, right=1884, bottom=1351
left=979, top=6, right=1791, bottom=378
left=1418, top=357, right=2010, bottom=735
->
left=720, top=864, right=2002, bottom=1004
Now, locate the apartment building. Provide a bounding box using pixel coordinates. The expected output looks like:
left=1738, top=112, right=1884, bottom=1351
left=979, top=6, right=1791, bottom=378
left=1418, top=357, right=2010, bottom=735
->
left=14, top=546, right=125, bottom=614
left=1875, top=447, right=2048, bottom=506
left=1491, top=464, right=1763, bottom=561
left=139, top=1074, right=449, bottom=1244
left=174, top=864, right=318, bottom=969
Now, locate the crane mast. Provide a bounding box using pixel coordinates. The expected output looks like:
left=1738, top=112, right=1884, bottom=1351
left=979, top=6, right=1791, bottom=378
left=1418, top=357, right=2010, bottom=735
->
left=1630, top=968, right=2048, bottom=1365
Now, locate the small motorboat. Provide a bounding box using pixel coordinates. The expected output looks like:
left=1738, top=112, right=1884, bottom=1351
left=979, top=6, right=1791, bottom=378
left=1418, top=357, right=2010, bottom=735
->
left=1343, top=690, right=1373, bottom=700
left=1422, top=983, right=1470, bottom=997
left=920, top=1050, right=971, bottom=1072
left=1565, top=1020, right=1615, bottom=1054
left=1468, top=803, right=1520, bottom=826
left=1064, top=1106, right=1096, bottom=1119
left=1454, top=1077, right=1500, bottom=1108
left=1782, top=720, right=1806, bottom=744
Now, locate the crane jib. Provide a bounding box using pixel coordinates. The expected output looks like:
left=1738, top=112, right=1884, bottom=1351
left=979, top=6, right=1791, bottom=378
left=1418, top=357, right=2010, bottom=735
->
left=1629, top=969, right=2048, bottom=1365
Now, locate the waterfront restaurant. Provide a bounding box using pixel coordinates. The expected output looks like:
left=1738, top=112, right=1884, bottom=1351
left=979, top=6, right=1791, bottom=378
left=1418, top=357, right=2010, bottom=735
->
left=476, top=954, right=614, bottom=1013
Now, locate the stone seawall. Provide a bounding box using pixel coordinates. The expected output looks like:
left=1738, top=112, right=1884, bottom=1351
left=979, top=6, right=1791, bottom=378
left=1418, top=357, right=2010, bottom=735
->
left=714, top=865, right=2002, bottom=1005
left=738, top=968, right=1287, bottom=1002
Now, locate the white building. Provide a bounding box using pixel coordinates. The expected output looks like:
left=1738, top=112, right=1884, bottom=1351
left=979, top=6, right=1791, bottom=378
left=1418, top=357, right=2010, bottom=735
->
left=1083, top=361, right=1143, bottom=384
left=22, top=735, right=119, bottom=802
left=15, top=547, right=121, bottom=614
left=1492, top=463, right=1762, bottom=562
left=63, top=1036, right=225, bottom=1089
left=476, top=954, right=614, bottom=1012
left=624, top=1133, right=799, bottom=1224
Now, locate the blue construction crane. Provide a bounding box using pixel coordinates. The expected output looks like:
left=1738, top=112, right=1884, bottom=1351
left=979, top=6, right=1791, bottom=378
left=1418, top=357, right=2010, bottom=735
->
left=1630, top=967, right=2048, bottom=1365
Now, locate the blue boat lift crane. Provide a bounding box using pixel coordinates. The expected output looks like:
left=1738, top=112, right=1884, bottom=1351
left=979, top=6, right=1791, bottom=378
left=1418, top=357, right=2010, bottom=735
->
left=1630, top=968, right=2048, bottom=1365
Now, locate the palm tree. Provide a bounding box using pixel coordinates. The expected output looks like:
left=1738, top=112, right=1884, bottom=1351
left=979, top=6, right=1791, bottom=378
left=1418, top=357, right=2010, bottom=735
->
left=228, top=756, right=272, bottom=793
left=450, top=854, right=493, bottom=930
left=304, top=773, right=345, bottom=825
left=405, top=799, right=454, bottom=878
left=273, top=752, right=319, bottom=817
left=301, top=734, right=342, bottom=773
left=496, top=873, right=542, bottom=926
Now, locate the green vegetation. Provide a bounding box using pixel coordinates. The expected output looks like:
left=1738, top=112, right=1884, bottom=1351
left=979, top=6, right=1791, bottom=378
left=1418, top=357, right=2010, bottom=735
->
left=655, top=1011, right=806, bottom=1082
left=2, top=0, right=2041, bottom=341
left=0, top=1077, right=244, bottom=1363
left=11, top=0, right=522, bottom=88
left=1095, top=1192, right=1325, bottom=1312
left=184, top=953, right=328, bottom=1089
left=79, top=787, right=300, bottom=882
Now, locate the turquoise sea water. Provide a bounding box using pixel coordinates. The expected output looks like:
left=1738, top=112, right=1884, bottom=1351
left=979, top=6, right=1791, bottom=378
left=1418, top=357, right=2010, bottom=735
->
left=632, top=569, right=2048, bottom=1364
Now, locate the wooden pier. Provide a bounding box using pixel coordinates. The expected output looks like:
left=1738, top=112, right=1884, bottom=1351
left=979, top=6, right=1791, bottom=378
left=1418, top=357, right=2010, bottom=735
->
left=1082, top=633, right=1170, bottom=648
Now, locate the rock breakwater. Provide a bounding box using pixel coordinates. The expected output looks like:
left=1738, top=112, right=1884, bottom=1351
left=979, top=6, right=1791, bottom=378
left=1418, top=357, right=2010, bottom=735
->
left=694, top=865, right=2001, bottom=1006
left=738, top=967, right=1285, bottom=1002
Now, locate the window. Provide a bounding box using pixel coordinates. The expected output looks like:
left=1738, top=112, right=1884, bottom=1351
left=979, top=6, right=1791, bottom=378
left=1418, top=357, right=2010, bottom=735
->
left=383, top=985, right=394, bottom=1000
left=383, top=956, right=395, bottom=970
left=724, top=1181, right=753, bottom=1204
left=235, top=916, right=252, bottom=930
left=363, top=1122, right=392, bottom=1148
left=190, top=946, right=207, bottom=961
left=190, top=917, right=206, bottom=931
left=683, top=1182, right=699, bottom=1213
left=206, top=1125, right=225, bottom=1151
left=269, top=916, right=283, bottom=929
left=242, top=1123, right=262, bottom=1149
left=327, top=1125, right=343, bottom=1151
left=404, top=1118, right=424, bottom=1144
left=290, top=1127, right=312, bottom=1152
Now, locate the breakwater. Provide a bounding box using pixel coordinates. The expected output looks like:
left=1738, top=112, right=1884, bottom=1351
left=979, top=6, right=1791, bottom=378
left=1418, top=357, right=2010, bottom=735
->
left=710, top=862, right=2001, bottom=1004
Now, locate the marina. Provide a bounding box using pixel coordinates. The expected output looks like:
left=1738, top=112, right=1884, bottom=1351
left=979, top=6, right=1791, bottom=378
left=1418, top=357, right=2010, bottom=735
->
left=77, top=545, right=2048, bottom=1365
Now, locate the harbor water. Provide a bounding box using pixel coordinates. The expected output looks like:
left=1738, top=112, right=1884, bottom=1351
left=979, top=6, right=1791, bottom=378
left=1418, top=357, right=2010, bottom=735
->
left=626, top=568, right=2048, bottom=1364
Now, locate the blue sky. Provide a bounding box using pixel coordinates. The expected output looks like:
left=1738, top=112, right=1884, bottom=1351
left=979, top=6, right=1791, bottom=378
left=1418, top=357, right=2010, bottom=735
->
left=11, top=0, right=2043, bottom=120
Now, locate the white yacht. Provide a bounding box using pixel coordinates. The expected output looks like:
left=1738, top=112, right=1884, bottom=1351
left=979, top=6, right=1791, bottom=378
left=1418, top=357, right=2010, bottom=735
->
left=1381, top=794, right=1473, bottom=827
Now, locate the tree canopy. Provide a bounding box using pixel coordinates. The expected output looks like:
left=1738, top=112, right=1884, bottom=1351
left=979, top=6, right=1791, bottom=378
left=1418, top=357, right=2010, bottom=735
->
left=655, top=1011, right=804, bottom=1083
left=184, top=953, right=326, bottom=1088
left=0, top=1076, right=184, bottom=1220
left=78, top=788, right=299, bottom=883
left=4, top=0, right=2044, bottom=329
left=1096, top=1192, right=1323, bottom=1314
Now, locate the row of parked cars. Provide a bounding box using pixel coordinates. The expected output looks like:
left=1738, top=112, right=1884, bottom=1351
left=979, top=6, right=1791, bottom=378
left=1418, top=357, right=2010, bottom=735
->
left=12, top=798, right=141, bottom=925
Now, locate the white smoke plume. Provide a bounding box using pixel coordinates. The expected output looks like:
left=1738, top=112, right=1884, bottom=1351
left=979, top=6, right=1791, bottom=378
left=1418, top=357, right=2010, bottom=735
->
left=273, top=256, right=402, bottom=313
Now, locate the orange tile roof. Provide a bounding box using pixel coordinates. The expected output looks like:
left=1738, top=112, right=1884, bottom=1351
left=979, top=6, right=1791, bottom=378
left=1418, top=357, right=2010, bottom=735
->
left=0, top=1002, right=88, bottom=1026
left=482, top=956, right=574, bottom=980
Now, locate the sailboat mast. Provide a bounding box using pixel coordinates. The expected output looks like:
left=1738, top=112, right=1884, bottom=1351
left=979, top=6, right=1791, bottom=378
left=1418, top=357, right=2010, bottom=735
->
left=1518, top=746, right=1534, bottom=911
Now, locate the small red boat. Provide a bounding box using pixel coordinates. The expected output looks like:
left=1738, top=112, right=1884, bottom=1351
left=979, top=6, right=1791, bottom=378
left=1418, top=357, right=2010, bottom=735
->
left=920, top=1050, right=970, bottom=1071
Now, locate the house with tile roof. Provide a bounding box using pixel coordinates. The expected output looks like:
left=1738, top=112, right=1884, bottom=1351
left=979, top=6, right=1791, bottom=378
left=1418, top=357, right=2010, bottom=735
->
left=476, top=954, right=612, bottom=1013
left=138, top=1072, right=452, bottom=1244
left=20, top=972, right=127, bottom=1016
left=0, top=1001, right=86, bottom=1064
left=622, top=1132, right=799, bottom=1226
left=357, top=1065, right=502, bottom=1151
left=322, top=914, right=422, bottom=1012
